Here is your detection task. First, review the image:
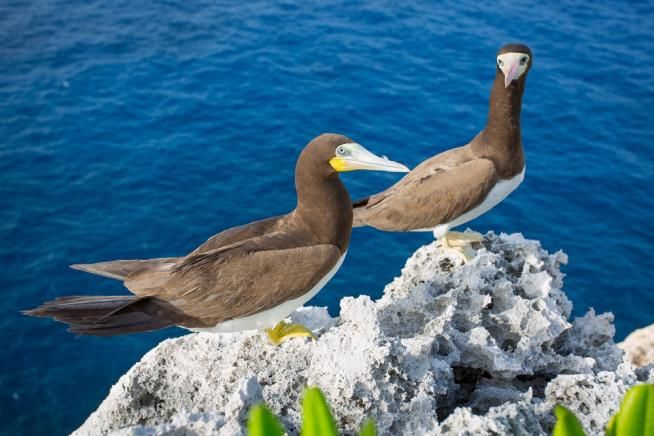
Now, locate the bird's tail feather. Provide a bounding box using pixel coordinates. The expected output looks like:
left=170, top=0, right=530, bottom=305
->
left=23, top=295, right=185, bottom=336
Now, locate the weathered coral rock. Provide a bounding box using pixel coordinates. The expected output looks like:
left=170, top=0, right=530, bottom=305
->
left=74, top=233, right=639, bottom=436
left=619, top=324, right=654, bottom=368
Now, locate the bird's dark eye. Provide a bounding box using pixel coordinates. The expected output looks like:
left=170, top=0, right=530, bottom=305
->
left=336, top=146, right=346, bottom=156
left=520, top=56, right=528, bottom=65
left=498, top=59, right=503, bottom=67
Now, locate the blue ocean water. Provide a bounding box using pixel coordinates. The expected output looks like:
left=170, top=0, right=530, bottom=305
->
left=2, top=0, right=653, bottom=434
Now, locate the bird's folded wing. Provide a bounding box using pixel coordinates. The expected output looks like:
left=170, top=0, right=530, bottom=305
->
left=358, top=157, right=498, bottom=231
left=186, top=215, right=284, bottom=257
left=70, top=258, right=178, bottom=281
left=125, top=232, right=342, bottom=323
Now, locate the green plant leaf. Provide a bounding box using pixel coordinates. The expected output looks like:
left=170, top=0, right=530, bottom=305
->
left=300, top=387, right=338, bottom=436
left=358, top=419, right=377, bottom=436
left=606, top=413, right=617, bottom=436
left=552, top=404, right=586, bottom=436
left=614, top=384, right=654, bottom=436
left=247, top=403, right=284, bottom=436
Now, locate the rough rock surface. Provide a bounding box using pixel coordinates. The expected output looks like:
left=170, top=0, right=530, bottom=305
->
left=74, top=233, right=647, bottom=436
left=619, top=324, right=654, bottom=368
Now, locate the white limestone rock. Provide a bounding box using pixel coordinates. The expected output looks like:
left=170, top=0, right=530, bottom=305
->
left=619, top=323, right=654, bottom=368
left=74, top=232, right=636, bottom=436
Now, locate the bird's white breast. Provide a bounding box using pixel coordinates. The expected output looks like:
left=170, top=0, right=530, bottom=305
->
left=416, top=166, right=525, bottom=237
left=188, top=251, right=347, bottom=333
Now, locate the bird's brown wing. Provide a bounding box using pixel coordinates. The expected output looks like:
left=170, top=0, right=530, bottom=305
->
left=354, top=146, right=474, bottom=209
left=353, top=149, right=498, bottom=231
left=69, top=258, right=178, bottom=281
left=124, top=232, right=341, bottom=326
left=67, top=216, right=285, bottom=282
left=188, top=215, right=285, bottom=256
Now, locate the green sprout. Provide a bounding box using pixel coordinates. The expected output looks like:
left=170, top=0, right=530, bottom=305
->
left=246, top=386, right=377, bottom=436
left=606, top=384, right=654, bottom=436
left=301, top=387, right=339, bottom=436
left=552, top=405, right=586, bottom=436
left=247, top=404, right=284, bottom=436
left=358, top=419, right=377, bottom=436
left=553, top=383, right=654, bottom=436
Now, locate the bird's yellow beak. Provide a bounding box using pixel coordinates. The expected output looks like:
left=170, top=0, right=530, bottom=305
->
left=329, top=143, right=410, bottom=173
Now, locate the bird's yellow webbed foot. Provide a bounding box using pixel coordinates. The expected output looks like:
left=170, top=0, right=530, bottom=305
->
left=265, top=321, right=317, bottom=346
left=439, top=231, right=484, bottom=262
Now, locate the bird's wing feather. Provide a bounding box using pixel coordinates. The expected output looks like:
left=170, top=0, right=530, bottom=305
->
left=188, top=215, right=284, bottom=256
left=119, top=216, right=288, bottom=296
left=70, top=258, right=178, bottom=281
left=354, top=146, right=473, bottom=208
left=354, top=150, right=498, bottom=231
left=124, top=232, right=341, bottom=325
left=67, top=209, right=284, bottom=283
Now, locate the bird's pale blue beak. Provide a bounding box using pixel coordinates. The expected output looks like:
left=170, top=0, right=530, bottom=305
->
left=330, top=143, right=410, bottom=173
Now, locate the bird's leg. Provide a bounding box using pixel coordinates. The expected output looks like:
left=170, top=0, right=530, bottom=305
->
left=446, top=231, right=484, bottom=246
left=265, top=321, right=316, bottom=346
left=437, top=231, right=483, bottom=263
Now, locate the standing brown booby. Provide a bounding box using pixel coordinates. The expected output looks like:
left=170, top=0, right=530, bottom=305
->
left=353, top=43, right=532, bottom=261
left=25, top=134, right=409, bottom=345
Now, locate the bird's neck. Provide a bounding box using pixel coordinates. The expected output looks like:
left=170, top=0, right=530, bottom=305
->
left=294, top=170, right=352, bottom=252
left=472, top=72, right=526, bottom=178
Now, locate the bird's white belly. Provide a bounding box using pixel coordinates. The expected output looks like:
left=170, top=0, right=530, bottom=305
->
left=187, top=251, right=347, bottom=334
left=415, top=166, right=525, bottom=237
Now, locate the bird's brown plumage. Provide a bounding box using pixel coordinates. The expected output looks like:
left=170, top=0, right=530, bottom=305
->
left=353, top=43, right=532, bottom=232
left=26, top=134, right=356, bottom=334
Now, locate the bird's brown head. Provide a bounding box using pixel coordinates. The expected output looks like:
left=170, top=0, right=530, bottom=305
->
left=496, top=43, right=533, bottom=88
left=297, top=133, right=409, bottom=178
left=294, top=133, right=408, bottom=250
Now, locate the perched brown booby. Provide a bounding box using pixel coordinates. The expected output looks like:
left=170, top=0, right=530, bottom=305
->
left=25, top=134, right=409, bottom=345
left=353, top=43, right=532, bottom=261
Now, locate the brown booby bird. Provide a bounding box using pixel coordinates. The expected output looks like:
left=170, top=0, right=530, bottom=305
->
left=353, top=43, right=532, bottom=261
left=25, top=134, right=409, bottom=345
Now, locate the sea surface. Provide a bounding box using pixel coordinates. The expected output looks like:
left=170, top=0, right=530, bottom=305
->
left=2, top=0, right=653, bottom=434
